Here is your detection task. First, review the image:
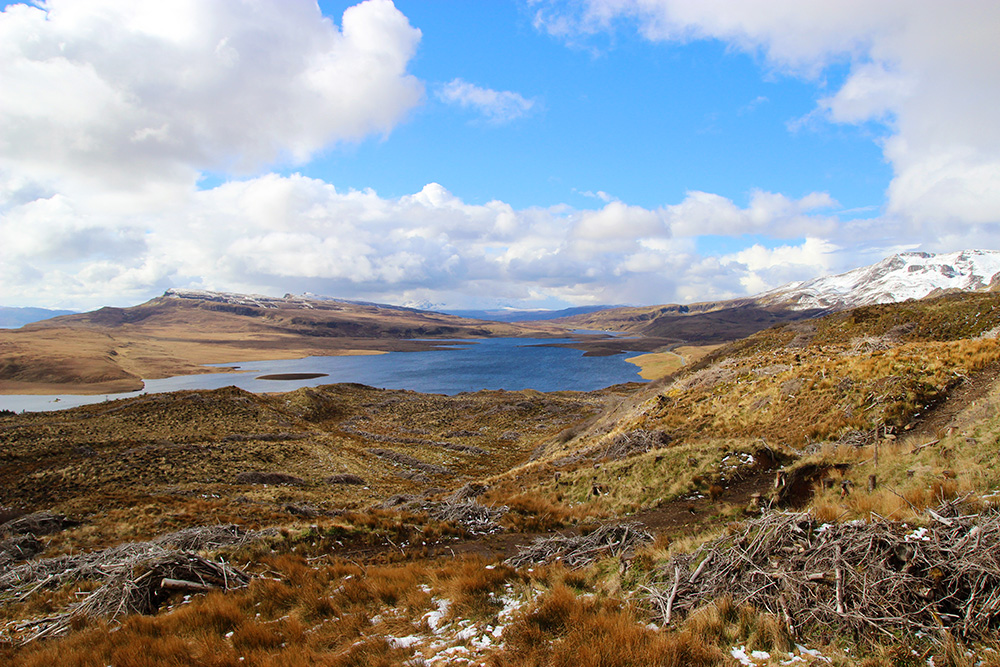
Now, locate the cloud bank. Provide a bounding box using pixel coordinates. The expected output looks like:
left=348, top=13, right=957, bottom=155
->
left=2, top=169, right=858, bottom=310
left=2, top=0, right=999, bottom=311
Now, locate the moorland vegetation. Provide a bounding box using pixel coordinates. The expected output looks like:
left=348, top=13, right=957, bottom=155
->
left=4, top=292, right=1000, bottom=665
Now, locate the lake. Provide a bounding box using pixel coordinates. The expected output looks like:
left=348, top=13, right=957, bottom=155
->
left=0, top=337, right=648, bottom=413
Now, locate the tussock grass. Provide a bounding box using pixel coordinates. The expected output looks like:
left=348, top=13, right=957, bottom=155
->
left=491, top=585, right=726, bottom=667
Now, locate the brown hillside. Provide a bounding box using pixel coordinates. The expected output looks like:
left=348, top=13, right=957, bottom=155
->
left=6, top=292, right=1000, bottom=663
left=555, top=298, right=825, bottom=343
left=0, top=294, right=570, bottom=394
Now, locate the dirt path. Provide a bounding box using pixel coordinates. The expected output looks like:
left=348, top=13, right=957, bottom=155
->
left=329, top=466, right=779, bottom=565
left=908, top=361, right=1000, bottom=440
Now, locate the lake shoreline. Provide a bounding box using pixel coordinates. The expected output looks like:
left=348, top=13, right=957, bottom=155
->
left=0, top=337, right=650, bottom=413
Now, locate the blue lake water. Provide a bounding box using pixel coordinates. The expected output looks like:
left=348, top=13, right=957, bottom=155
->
left=0, top=337, right=648, bottom=413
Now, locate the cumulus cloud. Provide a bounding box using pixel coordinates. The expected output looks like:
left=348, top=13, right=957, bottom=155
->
left=721, top=238, right=840, bottom=294
left=0, top=170, right=853, bottom=309
left=533, top=0, right=1000, bottom=234
left=437, top=78, right=536, bottom=123
left=0, top=0, right=941, bottom=312
left=0, top=0, right=423, bottom=197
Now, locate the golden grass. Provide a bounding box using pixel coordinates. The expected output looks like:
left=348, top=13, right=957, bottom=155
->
left=626, top=351, right=686, bottom=380
left=490, top=585, right=726, bottom=667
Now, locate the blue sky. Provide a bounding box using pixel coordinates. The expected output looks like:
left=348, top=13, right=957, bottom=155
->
left=1, top=1, right=998, bottom=310
left=315, top=1, right=889, bottom=213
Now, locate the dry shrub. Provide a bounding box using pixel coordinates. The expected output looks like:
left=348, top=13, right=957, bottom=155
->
left=325, top=638, right=413, bottom=667
left=499, top=492, right=577, bottom=532
left=325, top=474, right=366, bottom=486
left=439, top=556, right=515, bottom=617
left=491, top=585, right=725, bottom=667
left=169, top=592, right=245, bottom=636
left=234, top=471, right=305, bottom=486
left=338, top=562, right=425, bottom=610
left=230, top=621, right=285, bottom=652
left=248, top=577, right=300, bottom=618
left=11, top=617, right=195, bottom=667
left=683, top=598, right=792, bottom=655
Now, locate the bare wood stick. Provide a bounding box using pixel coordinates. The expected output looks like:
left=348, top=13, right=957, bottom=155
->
left=911, top=439, right=940, bottom=454
left=834, top=544, right=845, bottom=615
left=689, top=552, right=712, bottom=584
left=160, top=578, right=216, bottom=593
left=778, top=594, right=796, bottom=639
left=927, top=509, right=955, bottom=527
left=664, top=565, right=681, bottom=625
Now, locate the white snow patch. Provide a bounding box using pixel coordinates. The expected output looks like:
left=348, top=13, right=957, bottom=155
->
left=423, top=598, right=451, bottom=633
left=388, top=635, right=424, bottom=649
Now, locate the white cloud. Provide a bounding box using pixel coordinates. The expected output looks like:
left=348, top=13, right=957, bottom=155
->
left=721, top=237, right=839, bottom=294
left=664, top=189, right=837, bottom=238
left=4, top=0, right=983, bottom=313
left=0, top=0, right=423, bottom=197
left=0, top=170, right=854, bottom=309
left=533, top=0, right=1000, bottom=233
left=437, top=78, right=536, bottom=123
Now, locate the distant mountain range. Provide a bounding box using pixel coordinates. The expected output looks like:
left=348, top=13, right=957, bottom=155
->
left=554, top=249, right=1000, bottom=340
left=758, top=250, right=1000, bottom=311
left=163, top=289, right=620, bottom=323
left=0, top=306, right=76, bottom=329
left=5, top=250, right=999, bottom=333
left=3, top=249, right=1000, bottom=394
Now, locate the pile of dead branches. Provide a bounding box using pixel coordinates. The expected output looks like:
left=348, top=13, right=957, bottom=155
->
left=448, top=483, right=489, bottom=502
left=1, top=524, right=268, bottom=642
left=376, top=495, right=507, bottom=534
left=13, top=551, right=250, bottom=643
left=425, top=500, right=507, bottom=535
left=0, top=534, right=41, bottom=567
left=644, top=501, right=1000, bottom=639
left=835, top=428, right=880, bottom=448
left=506, top=522, right=652, bottom=569
left=0, top=511, right=78, bottom=538
left=368, top=448, right=451, bottom=477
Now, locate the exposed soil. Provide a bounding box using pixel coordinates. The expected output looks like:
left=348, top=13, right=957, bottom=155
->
left=907, top=360, right=1000, bottom=439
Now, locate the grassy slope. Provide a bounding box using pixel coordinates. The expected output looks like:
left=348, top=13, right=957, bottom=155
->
left=6, top=292, right=1000, bottom=665
left=0, top=296, right=564, bottom=394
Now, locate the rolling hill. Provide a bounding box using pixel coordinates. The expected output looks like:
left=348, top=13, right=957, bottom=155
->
left=4, top=289, right=1000, bottom=664
left=0, top=290, right=580, bottom=394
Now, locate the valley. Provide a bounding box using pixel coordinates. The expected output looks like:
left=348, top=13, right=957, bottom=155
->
left=5, top=285, right=1000, bottom=665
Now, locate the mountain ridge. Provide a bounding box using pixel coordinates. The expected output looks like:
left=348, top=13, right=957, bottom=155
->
left=758, top=249, right=1000, bottom=310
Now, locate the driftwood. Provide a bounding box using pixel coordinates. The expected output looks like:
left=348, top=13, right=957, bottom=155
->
left=644, top=500, right=1000, bottom=638
left=506, top=522, right=653, bottom=569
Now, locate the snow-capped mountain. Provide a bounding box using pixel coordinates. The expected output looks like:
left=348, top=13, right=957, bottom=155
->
left=758, top=250, right=1000, bottom=311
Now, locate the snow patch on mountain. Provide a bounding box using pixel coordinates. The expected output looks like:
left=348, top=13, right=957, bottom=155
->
left=758, top=250, right=1000, bottom=311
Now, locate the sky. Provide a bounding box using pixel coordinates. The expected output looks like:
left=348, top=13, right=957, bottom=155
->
left=1, top=1, right=999, bottom=311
